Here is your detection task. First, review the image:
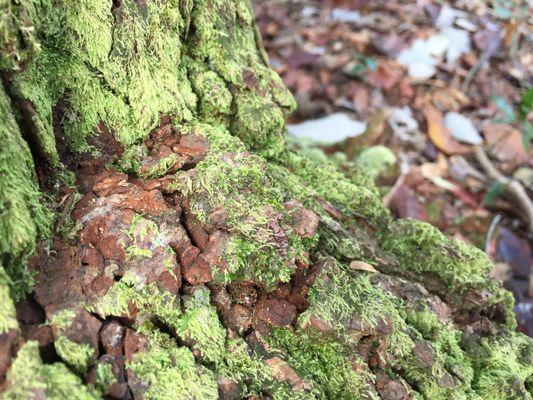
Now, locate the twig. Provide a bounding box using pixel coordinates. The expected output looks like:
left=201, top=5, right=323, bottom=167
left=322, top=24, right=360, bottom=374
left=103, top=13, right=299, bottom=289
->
left=485, top=214, right=502, bottom=255
left=461, top=35, right=501, bottom=93
left=475, top=147, right=533, bottom=233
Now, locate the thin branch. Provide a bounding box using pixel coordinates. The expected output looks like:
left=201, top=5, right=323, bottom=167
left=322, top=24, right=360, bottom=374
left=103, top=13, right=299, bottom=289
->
left=475, top=147, right=533, bottom=233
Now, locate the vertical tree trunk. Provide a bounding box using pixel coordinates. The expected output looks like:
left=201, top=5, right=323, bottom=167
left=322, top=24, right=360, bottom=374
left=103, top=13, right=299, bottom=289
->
left=0, top=1, right=531, bottom=399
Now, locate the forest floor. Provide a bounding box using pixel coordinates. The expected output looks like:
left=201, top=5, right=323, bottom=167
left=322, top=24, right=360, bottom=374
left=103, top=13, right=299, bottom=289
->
left=252, top=0, right=533, bottom=336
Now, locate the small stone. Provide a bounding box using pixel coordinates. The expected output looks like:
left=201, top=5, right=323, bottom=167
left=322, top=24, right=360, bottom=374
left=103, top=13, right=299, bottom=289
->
left=124, top=329, right=148, bottom=361
left=412, top=339, right=435, bottom=368
left=91, top=171, right=129, bottom=197
left=266, top=357, right=311, bottom=390
left=292, top=208, right=320, bottom=238
left=375, top=370, right=412, bottom=400
left=158, top=269, right=181, bottom=294
left=438, top=371, right=456, bottom=388
left=100, top=322, right=125, bottom=357
left=218, top=377, right=241, bottom=400
left=171, top=134, right=208, bottom=166
left=225, top=304, right=253, bottom=334
left=181, top=258, right=213, bottom=285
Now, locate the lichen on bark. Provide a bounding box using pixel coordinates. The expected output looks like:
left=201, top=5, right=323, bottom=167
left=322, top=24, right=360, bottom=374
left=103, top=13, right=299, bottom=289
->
left=0, top=1, right=532, bottom=400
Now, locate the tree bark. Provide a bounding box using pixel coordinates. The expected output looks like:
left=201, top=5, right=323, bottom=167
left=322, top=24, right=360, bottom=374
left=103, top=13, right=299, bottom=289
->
left=0, top=1, right=531, bottom=399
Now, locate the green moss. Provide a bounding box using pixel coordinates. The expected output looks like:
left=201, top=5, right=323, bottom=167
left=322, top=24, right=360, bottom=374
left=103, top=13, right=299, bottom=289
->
left=49, top=308, right=76, bottom=332
left=302, top=258, right=412, bottom=356
left=355, top=145, right=397, bottom=181
left=88, top=280, right=182, bottom=330
left=280, top=151, right=389, bottom=226
left=401, top=310, right=477, bottom=400
left=54, top=336, right=95, bottom=373
left=466, top=333, right=533, bottom=400
left=380, top=219, right=502, bottom=297
left=93, top=362, right=116, bottom=393
left=138, top=154, right=179, bottom=179
left=127, top=331, right=219, bottom=400
left=177, top=125, right=316, bottom=287
left=189, top=61, right=233, bottom=118
left=177, top=288, right=227, bottom=365
left=9, top=0, right=196, bottom=157
left=177, top=288, right=275, bottom=393
left=187, top=0, right=294, bottom=156
left=0, top=265, right=18, bottom=334
left=268, top=328, right=371, bottom=399
left=0, top=0, right=40, bottom=70
left=0, top=85, right=53, bottom=300
left=1, top=341, right=98, bottom=400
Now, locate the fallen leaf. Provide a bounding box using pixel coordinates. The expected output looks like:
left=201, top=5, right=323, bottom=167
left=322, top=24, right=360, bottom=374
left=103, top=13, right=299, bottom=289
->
left=388, top=106, right=419, bottom=139
left=287, top=113, right=366, bottom=144
left=331, top=8, right=361, bottom=23
left=424, top=106, right=473, bottom=155
left=389, top=184, right=429, bottom=221
left=450, top=187, right=481, bottom=209
left=444, top=112, right=483, bottom=145
left=366, top=62, right=403, bottom=90
left=496, top=227, right=532, bottom=279
left=350, top=261, right=378, bottom=273
left=483, top=123, right=527, bottom=162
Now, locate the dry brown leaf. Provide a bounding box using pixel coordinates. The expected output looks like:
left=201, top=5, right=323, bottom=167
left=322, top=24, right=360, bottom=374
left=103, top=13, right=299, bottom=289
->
left=432, top=88, right=470, bottom=111
left=423, top=106, right=473, bottom=155
left=483, top=123, right=526, bottom=163
left=349, top=261, right=378, bottom=273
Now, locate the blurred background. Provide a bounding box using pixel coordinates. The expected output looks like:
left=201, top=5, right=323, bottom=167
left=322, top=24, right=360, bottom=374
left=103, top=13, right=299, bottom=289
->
left=252, top=0, right=533, bottom=336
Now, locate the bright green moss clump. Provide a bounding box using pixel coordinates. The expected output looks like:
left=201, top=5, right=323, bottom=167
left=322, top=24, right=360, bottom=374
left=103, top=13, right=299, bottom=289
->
left=381, top=219, right=491, bottom=287
left=268, top=328, right=373, bottom=399
left=89, top=280, right=182, bottom=329
left=0, top=86, right=52, bottom=299
left=0, top=264, right=19, bottom=334
left=466, top=333, right=533, bottom=400
left=127, top=332, right=219, bottom=400
left=1, top=341, right=99, bottom=400
left=280, top=151, right=389, bottom=226
left=177, top=124, right=318, bottom=287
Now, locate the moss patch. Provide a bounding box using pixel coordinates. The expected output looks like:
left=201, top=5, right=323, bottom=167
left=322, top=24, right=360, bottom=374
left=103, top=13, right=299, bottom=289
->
left=1, top=341, right=98, bottom=400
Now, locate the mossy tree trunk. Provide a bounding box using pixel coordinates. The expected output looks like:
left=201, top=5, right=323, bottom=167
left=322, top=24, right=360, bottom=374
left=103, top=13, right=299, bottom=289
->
left=0, top=1, right=531, bottom=399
